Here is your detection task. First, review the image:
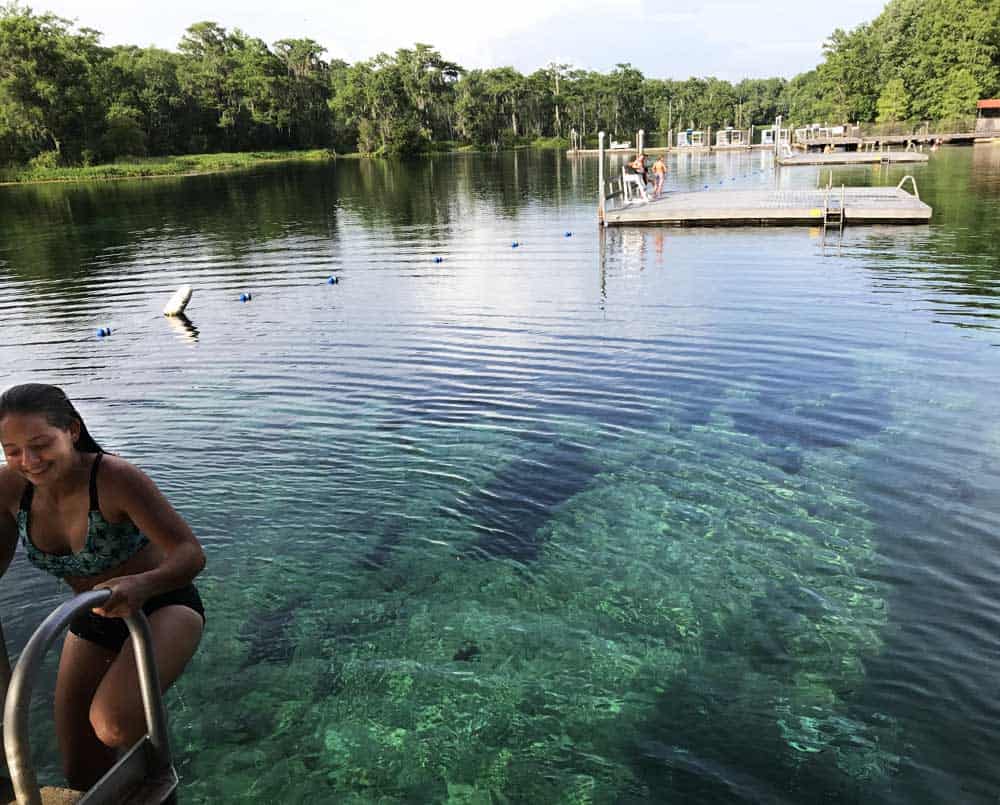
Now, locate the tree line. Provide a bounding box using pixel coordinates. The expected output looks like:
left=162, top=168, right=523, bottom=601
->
left=1, top=0, right=997, bottom=166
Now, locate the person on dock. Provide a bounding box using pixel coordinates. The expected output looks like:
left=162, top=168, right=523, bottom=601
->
left=628, top=153, right=649, bottom=188
left=652, top=155, right=667, bottom=198
left=0, top=383, right=206, bottom=791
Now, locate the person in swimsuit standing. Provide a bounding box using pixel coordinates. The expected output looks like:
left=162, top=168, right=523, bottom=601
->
left=0, top=383, right=206, bottom=791
left=652, top=155, right=668, bottom=198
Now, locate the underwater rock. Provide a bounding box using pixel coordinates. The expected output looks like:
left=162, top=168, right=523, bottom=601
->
left=453, top=640, right=481, bottom=662
left=759, top=447, right=805, bottom=475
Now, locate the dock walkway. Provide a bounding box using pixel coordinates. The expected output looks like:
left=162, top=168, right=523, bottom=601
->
left=602, top=185, right=931, bottom=227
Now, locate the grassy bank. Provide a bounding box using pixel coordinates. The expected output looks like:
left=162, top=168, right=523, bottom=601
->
left=0, top=149, right=336, bottom=185
left=0, top=138, right=575, bottom=186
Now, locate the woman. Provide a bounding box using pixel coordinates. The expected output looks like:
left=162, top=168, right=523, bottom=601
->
left=0, top=384, right=206, bottom=791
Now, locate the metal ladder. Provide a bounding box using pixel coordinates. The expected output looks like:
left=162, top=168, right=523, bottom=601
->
left=821, top=183, right=846, bottom=253
left=823, top=186, right=845, bottom=233
left=1, top=590, right=178, bottom=805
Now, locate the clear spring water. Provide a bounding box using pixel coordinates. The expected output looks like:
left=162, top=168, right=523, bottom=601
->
left=1, top=145, right=1000, bottom=803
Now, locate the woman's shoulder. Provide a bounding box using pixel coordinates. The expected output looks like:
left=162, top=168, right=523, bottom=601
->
left=95, top=454, right=153, bottom=507
left=96, top=453, right=148, bottom=489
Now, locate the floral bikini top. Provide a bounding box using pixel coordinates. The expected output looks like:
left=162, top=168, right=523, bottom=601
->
left=18, top=452, right=149, bottom=579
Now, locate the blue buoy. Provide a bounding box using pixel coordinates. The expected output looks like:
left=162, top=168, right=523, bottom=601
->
left=96, top=327, right=111, bottom=338
left=433, top=256, right=443, bottom=263
left=511, top=241, right=519, bottom=248
left=564, top=231, right=572, bottom=237
left=327, top=276, right=339, bottom=284
left=240, top=292, right=252, bottom=302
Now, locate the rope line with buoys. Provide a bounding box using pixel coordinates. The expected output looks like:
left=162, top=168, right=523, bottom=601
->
left=91, top=230, right=587, bottom=339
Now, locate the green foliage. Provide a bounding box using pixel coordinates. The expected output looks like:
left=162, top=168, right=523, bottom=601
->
left=935, top=67, right=981, bottom=120
left=0, top=148, right=333, bottom=183
left=804, top=0, right=1000, bottom=124
left=100, top=103, right=146, bottom=159
left=0, top=6, right=103, bottom=163
left=1, top=0, right=997, bottom=170
left=876, top=78, right=910, bottom=122
left=27, top=149, right=59, bottom=169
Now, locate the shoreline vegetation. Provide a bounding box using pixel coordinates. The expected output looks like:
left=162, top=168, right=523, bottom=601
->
left=1, top=1, right=997, bottom=174
left=0, top=149, right=335, bottom=185
left=0, top=138, right=572, bottom=186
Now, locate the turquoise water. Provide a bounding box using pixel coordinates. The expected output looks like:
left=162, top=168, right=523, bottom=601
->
left=1, top=146, right=1000, bottom=802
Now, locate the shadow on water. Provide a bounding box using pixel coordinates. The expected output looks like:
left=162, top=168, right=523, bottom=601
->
left=358, top=360, right=706, bottom=568
left=458, top=441, right=600, bottom=561
left=725, top=357, right=891, bottom=451
left=237, top=594, right=308, bottom=670
left=628, top=671, right=892, bottom=805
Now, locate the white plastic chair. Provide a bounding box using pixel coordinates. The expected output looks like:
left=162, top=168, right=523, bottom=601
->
left=622, top=167, right=648, bottom=203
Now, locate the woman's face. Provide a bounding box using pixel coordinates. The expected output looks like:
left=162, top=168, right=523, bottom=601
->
left=0, top=413, right=80, bottom=485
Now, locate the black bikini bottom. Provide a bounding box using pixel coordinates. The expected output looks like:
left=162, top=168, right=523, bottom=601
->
left=69, top=584, right=205, bottom=652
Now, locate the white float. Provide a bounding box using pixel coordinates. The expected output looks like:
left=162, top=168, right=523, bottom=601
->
left=163, top=285, right=193, bottom=316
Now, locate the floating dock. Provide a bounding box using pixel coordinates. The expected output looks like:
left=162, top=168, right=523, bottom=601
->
left=567, top=145, right=771, bottom=157
left=601, top=183, right=932, bottom=227
left=777, top=150, right=929, bottom=166
left=793, top=132, right=977, bottom=150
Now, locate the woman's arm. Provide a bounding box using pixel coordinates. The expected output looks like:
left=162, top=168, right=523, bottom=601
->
left=0, top=512, right=16, bottom=578
left=0, top=469, right=21, bottom=578
left=93, top=456, right=206, bottom=618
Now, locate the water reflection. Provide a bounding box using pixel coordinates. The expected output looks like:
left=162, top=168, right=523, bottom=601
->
left=1, top=147, right=1000, bottom=802
left=165, top=313, right=199, bottom=344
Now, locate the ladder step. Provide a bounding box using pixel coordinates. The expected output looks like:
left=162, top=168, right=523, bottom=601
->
left=112, top=770, right=178, bottom=805
left=2, top=784, right=82, bottom=805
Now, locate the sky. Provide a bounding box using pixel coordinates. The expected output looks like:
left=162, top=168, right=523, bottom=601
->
left=37, top=0, right=889, bottom=81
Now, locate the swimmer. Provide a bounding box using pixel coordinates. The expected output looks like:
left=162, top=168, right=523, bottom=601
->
left=0, top=383, right=206, bottom=791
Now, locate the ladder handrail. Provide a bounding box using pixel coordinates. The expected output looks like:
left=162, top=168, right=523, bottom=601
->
left=3, top=590, right=172, bottom=805
left=896, top=175, right=920, bottom=199
left=0, top=621, right=12, bottom=723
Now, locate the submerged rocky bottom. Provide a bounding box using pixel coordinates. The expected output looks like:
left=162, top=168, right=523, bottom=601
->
left=167, top=393, right=899, bottom=803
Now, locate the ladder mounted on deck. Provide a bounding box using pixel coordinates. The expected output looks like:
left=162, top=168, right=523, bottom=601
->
left=821, top=183, right=846, bottom=253
left=896, top=174, right=920, bottom=199
left=823, top=184, right=846, bottom=234
left=1, top=591, right=178, bottom=805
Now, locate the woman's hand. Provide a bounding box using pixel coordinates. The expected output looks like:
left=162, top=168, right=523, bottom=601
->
left=92, top=575, right=153, bottom=618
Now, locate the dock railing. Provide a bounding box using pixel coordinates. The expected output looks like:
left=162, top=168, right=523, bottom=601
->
left=897, top=175, right=920, bottom=200
left=2, top=590, right=178, bottom=805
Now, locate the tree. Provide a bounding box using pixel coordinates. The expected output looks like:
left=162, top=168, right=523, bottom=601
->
left=330, top=54, right=426, bottom=155
left=0, top=6, right=104, bottom=163
left=876, top=78, right=910, bottom=123
left=100, top=103, right=146, bottom=159
left=455, top=69, right=498, bottom=146
left=273, top=39, right=331, bottom=147
left=935, top=67, right=981, bottom=121
left=393, top=44, right=459, bottom=142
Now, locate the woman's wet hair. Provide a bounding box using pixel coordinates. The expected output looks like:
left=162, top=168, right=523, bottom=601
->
left=0, top=384, right=103, bottom=453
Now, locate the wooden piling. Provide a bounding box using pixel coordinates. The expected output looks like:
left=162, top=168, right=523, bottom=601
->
left=598, top=131, right=606, bottom=223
